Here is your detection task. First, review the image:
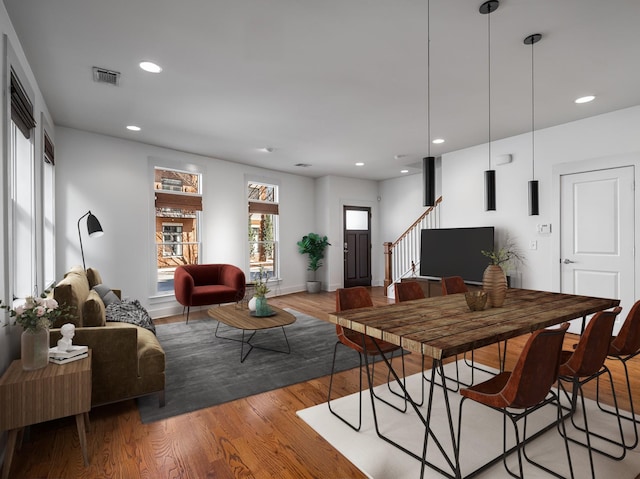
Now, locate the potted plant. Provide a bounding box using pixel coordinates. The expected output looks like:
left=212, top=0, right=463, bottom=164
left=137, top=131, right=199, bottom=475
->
left=297, top=233, right=331, bottom=293
left=248, top=267, right=271, bottom=316
left=481, top=237, right=524, bottom=308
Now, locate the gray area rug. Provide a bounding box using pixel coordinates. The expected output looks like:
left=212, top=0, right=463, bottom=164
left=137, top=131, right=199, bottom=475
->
left=137, top=308, right=369, bottom=423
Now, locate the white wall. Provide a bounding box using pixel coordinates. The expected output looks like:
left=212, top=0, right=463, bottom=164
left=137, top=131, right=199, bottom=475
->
left=55, top=127, right=316, bottom=317
left=316, top=175, right=381, bottom=290
left=379, top=105, right=640, bottom=297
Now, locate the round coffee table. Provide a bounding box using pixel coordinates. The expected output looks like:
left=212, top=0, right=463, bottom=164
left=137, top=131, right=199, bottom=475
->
left=207, top=304, right=296, bottom=362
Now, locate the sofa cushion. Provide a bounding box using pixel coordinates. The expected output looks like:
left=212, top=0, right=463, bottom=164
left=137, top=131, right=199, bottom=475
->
left=53, top=269, right=90, bottom=327
left=83, top=289, right=106, bottom=327
left=93, top=284, right=121, bottom=306
left=86, top=268, right=103, bottom=289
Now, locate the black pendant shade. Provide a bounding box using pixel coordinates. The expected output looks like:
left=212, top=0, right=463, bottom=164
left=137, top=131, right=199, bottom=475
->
left=485, top=169, right=496, bottom=211
left=423, top=156, right=436, bottom=207
left=528, top=180, right=539, bottom=216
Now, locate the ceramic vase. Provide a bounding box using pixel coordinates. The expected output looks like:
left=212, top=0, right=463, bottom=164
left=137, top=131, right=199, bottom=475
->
left=482, top=264, right=507, bottom=308
left=248, top=296, right=257, bottom=312
left=255, top=296, right=270, bottom=316
left=21, top=327, right=50, bottom=370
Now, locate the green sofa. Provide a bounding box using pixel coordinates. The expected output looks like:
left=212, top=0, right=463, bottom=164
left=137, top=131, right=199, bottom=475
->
left=50, top=266, right=165, bottom=408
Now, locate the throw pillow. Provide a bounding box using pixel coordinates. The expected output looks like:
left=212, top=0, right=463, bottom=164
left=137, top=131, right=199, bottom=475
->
left=93, top=284, right=121, bottom=306
left=83, top=289, right=106, bottom=327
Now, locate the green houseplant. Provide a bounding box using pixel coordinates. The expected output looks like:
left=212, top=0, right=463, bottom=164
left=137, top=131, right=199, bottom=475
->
left=297, top=233, right=331, bottom=293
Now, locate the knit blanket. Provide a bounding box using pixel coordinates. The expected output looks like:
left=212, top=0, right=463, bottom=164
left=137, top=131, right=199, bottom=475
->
left=106, top=299, right=156, bottom=334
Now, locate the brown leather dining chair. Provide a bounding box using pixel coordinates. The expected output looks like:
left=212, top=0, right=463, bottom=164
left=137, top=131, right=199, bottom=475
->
left=395, top=280, right=425, bottom=303
left=456, top=323, right=572, bottom=479
left=328, top=286, right=407, bottom=432
left=596, top=300, right=640, bottom=449
left=558, top=307, right=624, bottom=479
left=441, top=276, right=468, bottom=295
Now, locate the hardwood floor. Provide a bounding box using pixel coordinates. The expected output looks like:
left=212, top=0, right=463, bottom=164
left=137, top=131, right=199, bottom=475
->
left=6, top=288, right=640, bottom=479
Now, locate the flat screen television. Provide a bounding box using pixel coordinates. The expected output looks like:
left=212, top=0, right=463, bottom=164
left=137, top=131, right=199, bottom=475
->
left=419, top=227, right=495, bottom=284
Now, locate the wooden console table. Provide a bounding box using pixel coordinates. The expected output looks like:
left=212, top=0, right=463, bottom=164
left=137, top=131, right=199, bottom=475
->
left=0, top=350, right=92, bottom=479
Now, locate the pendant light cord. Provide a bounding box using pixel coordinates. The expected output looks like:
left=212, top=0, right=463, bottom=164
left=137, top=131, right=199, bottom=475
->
left=427, top=0, right=431, bottom=157
left=531, top=39, right=535, bottom=180
left=487, top=6, right=492, bottom=169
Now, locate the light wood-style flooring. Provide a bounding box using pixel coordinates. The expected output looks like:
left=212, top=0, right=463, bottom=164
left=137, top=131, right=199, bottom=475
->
left=6, top=288, right=640, bottom=478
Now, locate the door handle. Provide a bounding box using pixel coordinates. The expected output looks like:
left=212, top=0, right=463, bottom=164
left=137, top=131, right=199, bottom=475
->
left=563, top=259, right=575, bottom=264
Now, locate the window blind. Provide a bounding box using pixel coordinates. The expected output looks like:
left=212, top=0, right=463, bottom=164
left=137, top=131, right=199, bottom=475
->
left=155, top=191, right=203, bottom=211
left=10, top=70, right=36, bottom=139
left=248, top=201, right=279, bottom=215
left=44, top=131, right=55, bottom=165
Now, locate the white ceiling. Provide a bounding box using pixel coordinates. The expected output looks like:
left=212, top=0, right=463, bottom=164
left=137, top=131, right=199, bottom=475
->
left=4, top=0, right=640, bottom=180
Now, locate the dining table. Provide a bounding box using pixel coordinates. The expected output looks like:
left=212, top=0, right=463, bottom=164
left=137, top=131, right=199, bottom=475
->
left=327, top=288, right=620, bottom=479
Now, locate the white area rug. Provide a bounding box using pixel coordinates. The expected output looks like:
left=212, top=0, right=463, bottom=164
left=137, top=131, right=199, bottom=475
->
left=297, top=361, right=640, bottom=479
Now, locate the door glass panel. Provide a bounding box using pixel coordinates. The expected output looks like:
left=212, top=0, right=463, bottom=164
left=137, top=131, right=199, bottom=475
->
left=345, top=210, right=368, bottom=230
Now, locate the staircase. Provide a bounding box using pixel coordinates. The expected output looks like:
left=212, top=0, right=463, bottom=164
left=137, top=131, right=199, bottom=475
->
left=383, top=196, right=442, bottom=296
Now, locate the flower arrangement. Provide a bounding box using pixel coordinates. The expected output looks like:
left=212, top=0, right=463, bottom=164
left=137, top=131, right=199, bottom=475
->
left=253, top=267, right=271, bottom=298
left=481, top=237, right=525, bottom=269
left=1, top=294, right=69, bottom=331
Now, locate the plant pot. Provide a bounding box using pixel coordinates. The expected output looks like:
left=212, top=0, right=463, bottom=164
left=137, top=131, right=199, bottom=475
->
left=21, top=327, right=50, bottom=370
left=306, top=281, right=321, bottom=294
left=483, top=265, right=507, bottom=308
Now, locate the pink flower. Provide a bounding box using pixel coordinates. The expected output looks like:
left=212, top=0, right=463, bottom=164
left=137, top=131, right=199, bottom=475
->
left=42, top=298, right=58, bottom=310
left=15, top=304, right=25, bottom=316
left=35, top=306, right=46, bottom=317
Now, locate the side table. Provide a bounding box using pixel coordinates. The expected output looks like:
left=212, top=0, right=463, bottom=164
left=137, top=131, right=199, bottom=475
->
left=0, top=350, right=92, bottom=479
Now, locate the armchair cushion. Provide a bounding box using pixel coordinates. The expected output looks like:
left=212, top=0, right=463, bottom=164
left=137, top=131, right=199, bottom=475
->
left=83, top=289, right=106, bottom=327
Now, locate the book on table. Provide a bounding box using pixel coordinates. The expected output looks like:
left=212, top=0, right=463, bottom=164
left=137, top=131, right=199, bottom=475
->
left=49, top=352, right=88, bottom=365
left=48, top=345, right=88, bottom=359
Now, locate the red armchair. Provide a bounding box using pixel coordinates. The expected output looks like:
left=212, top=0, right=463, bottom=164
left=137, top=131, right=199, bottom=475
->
left=174, top=264, right=246, bottom=323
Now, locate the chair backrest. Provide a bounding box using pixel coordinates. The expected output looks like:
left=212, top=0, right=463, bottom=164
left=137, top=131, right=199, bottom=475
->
left=610, top=300, right=640, bottom=356
left=336, top=286, right=373, bottom=312
left=441, top=276, right=468, bottom=295
left=394, top=281, right=425, bottom=303
left=560, top=307, right=622, bottom=377
left=501, top=323, right=570, bottom=408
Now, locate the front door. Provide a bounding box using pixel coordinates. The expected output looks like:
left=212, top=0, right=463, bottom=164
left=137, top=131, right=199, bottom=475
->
left=560, top=166, right=635, bottom=334
left=343, top=206, right=371, bottom=288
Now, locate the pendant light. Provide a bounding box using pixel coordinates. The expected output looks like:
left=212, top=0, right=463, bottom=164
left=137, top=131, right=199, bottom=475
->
left=524, top=33, right=542, bottom=216
left=423, top=0, right=436, bottom=207
left=480, top=0, right=498, bottom=211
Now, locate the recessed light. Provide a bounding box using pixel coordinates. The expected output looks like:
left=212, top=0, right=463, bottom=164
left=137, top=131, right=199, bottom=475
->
left=355, top=162, right=365, bottom=166
left=259, top=147, right=274, bottom=153
left=139, top=61, right=162, bottom=73
left=394, top=154, right=406, bottom=160
left=432, top=138, right=445, bottom=144
left=401, top=169, right=409, bottom=174
left=126, top=125, right=141, bottom=131
left=575, top=95, right=595, bottom=104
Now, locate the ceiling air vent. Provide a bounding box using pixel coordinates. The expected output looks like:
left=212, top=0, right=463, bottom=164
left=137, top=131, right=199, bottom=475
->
left=92, top=67, right=120, bottom=86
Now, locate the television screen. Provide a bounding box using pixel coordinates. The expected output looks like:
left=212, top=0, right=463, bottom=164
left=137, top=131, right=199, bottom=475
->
left=419, top=227, right=495, bottom=283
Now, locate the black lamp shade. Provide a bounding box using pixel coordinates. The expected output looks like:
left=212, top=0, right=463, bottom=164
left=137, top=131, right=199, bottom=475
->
left=529, top=180, right=539, bottom=216
left=87, top=212, right=104, bottom=237
left=485, top=169, right=496, bottom=211
left=423, top=156, right=436, bottom=207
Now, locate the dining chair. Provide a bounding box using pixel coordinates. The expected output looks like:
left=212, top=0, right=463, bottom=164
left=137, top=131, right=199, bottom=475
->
left=327, top=286, right=407, bottom=431
left=441, top=276, right=468, bottom=295
left=596, top=300, right=640, bottom=449
left=455, top=323, right=572, bottom=479
left=394, top=280, right=425, bottom=303
left=557, top=307, right=624, bottom=479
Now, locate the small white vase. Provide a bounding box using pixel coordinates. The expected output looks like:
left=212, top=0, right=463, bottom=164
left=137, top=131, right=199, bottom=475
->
left=248, top=296, right=257, bottom=312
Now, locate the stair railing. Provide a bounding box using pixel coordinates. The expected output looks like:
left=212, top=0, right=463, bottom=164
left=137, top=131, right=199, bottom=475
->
left=383, top=196, right=442, bottom=296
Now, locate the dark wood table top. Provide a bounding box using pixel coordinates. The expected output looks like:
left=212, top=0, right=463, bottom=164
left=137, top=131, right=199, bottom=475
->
left=327, top=289, right=620, bottom=359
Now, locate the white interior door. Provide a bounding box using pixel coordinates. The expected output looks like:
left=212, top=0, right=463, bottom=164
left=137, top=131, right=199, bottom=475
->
left=560, top=166, right=635, bottom=334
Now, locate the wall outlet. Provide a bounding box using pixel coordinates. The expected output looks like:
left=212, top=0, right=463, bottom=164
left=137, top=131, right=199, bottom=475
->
left=529, top=240, right=538, bottom=250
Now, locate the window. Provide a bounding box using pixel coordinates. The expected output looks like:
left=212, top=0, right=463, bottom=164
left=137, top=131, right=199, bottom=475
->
left=42, top=131, right=55, bottom=288
left=248, top=181, right=279, bottom=281
left=9, top=69, right=37, bottom=299
left=162, top=224, right=183, bottom=257
left=154, top=167, right=202, bottom=294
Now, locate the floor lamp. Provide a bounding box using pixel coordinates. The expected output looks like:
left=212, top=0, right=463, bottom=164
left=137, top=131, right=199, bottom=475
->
left=77, top=211, right=103, bottom=271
